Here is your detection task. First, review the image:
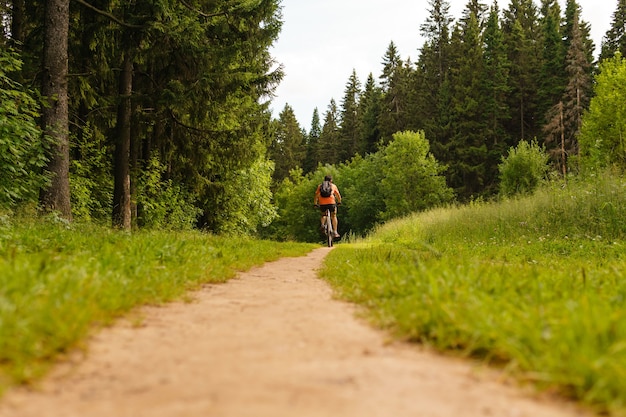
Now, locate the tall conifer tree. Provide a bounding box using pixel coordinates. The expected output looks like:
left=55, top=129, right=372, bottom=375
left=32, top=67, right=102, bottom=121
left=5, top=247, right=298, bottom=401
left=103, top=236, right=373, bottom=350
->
left=544, top=8, right=591, bottom=175
left=502, top=0, right=541, bottom=141
left=416, top=0, right=454, bottom=160
left=269, top=104, right=305, bottom=182
left=339, top=69, right=362, bottom=162
left=600, top=0, right=626, bottom=61
left=359, top=73, right=383, bottom=155
left=448, top=3, right=490, bottom=198
left=537, top=0, right=567, bottom=126
left=303, top=108, right=322, bottom=173
left=378, top=42, right=408, bottom=142
left=318, top=99, right=341, bottom=165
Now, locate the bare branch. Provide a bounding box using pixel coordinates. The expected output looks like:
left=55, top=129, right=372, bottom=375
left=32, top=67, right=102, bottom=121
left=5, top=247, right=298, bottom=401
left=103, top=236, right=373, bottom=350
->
left=72, top=0, right=145, bottom=29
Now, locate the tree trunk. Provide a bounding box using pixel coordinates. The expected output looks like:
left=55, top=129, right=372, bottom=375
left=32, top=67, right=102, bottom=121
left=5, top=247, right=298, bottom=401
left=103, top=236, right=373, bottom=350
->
left=39, top=0, right=72, bottom=220
left=112, top=51, right=133, bottom=230
left=10, top=0, right=26, bottom=45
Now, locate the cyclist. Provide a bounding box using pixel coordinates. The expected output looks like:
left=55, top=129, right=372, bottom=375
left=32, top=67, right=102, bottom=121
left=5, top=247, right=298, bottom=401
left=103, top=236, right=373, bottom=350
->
left=314, top=175, right=342, bottom=238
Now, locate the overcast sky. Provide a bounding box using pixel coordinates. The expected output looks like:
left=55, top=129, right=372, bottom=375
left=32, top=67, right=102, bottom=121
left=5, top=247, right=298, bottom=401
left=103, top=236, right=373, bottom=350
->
left=269, top=0, right=616, bottom=127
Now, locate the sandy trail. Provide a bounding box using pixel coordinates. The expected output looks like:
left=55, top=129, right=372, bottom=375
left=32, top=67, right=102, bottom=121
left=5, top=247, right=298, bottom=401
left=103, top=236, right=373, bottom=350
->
left=0, top=247, right=591, bottom=417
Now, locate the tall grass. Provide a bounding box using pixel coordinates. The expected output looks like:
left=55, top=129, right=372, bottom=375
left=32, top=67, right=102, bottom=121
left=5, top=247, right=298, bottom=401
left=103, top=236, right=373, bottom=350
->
left=0, top=217, right=314, bottom=391
left=320, top=174, right=626, bottom=415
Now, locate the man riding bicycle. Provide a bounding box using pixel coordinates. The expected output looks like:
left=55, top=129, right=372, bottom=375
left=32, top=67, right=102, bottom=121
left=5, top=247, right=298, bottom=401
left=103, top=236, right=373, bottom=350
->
left=314, top=175, right=342, bottom=238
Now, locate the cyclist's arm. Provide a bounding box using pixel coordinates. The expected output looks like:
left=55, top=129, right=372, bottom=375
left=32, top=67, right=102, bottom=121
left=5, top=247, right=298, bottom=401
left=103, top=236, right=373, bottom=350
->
left=333, top=186, right=342, bottom=204
left=314, top=186, right=320, bottom=206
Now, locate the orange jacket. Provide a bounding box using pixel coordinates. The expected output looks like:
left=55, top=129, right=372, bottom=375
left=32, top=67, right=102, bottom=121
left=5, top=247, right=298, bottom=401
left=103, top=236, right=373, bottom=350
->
left=314, top=182, right=341, bottom=206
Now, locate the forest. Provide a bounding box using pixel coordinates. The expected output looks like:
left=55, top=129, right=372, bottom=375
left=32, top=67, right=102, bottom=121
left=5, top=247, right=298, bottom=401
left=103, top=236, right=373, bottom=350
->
left=1, top=0, right=626, bottom=239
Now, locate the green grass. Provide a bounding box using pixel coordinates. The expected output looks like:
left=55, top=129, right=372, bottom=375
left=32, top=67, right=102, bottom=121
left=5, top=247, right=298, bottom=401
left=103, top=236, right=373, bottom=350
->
left=320, top=174, right=626, bottom=416
left=0, top=217, right=315, bottom=391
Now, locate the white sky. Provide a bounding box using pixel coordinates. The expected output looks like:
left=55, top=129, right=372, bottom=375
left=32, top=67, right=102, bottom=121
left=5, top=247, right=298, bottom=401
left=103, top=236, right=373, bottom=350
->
left=269, top=0, right=615, bottom=127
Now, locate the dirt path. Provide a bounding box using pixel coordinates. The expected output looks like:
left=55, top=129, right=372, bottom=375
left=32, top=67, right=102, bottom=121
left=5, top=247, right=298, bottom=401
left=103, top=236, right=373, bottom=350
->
left=0, top=247, right=592, bottom=417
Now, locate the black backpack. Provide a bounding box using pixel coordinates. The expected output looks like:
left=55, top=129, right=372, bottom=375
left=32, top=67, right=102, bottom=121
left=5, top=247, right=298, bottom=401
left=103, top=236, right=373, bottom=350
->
left=320, top=180, right=332, bottom=197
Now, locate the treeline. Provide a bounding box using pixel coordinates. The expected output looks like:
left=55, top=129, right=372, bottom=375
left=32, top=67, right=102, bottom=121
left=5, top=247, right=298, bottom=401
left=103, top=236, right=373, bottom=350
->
left=1, top=0, right=283, bottom=233
left=2, top=0, right=626, bottom=238
left=270, top=0, right=626, bottom=201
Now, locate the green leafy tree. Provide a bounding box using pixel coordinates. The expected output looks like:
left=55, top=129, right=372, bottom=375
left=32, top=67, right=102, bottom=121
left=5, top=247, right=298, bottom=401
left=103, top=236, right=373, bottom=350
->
left=579, top=54, right=626, bottom=168
left=380, top=131, right=453, bottom=220
left=499, top=139, right=549, bottom=197
left=339, top=153, right=385, bottom=234
left=217, top=155, right=278, bottom=235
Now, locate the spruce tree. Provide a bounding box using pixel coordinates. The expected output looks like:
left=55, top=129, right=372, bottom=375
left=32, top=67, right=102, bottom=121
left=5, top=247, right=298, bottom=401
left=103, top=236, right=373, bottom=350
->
left=303, top=108, right=322, bottom=173
left=483, top=1, right=512, bottom=187
left=359, top=73, right=383, bottom=155
left=318, top=99, right=341, bottom=165
left=416, top=0, right=454, bottom=158
left=447, top=5, right=490, bottom=199
left=482, top=1, right=511, bottom=148
left=39, top=0, right=72, bottom=220
left=338, top=69, right=362, bottom=162
left=600, top=0, right=626, bottom=61
left=537, top=0, right=567, bottom=127
left=544, top=8, right=591, bottom=175
left=269, top=104, right=305, bottom=182
left=563, top=0, right=595, bottom=67
left=378, top=42, right=408, bottom=142
left=502, top=0, right=541, bottom=141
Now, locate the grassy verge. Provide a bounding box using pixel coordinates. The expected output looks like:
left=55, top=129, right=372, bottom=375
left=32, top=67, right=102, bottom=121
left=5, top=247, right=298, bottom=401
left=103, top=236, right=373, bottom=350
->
left=0, top=217, right=315, bottom=392
left=320, top=175, right=626, bottom=416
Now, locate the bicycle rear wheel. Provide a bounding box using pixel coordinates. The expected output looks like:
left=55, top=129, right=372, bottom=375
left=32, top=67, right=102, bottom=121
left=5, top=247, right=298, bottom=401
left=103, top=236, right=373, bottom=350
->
left=325, top=210, right=333, bottom=247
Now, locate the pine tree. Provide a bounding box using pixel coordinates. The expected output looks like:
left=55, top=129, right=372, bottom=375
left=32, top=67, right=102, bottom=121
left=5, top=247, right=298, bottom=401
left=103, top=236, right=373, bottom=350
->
left=338, top=69, right=362, bottom=162
left=600, top=0, right=626, bottom=61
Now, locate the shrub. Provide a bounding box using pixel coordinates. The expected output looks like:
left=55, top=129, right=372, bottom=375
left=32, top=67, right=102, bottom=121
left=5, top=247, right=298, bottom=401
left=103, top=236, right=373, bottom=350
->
left=499, top=139, right=549, bottom=197
left=0, top=49, right=50, bottom=208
